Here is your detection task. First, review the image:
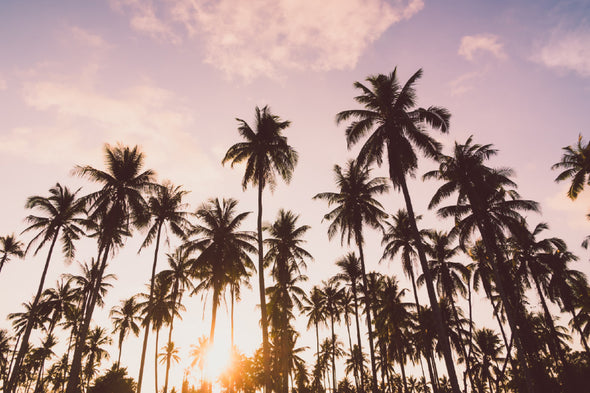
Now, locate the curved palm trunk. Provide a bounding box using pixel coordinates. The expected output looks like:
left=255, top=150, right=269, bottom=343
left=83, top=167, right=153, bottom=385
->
left=398, top=349, right=408, bottom=393
left=117, top=332, right=124, bottom=369
left=137, top=221, right=164, bottom=393
left=407, top=265, right=438, bottom=393
left=351, top=283, right=366, bottom=388
left=66, top=244, right=109, bottom=393
left=532, top=275, right=568, bottom=369
left=356, top=237, right=378, bottom=392
left=6, top=232, right=59, bottom=393
left=393, top=168, right=461, bottom=393
left=6, top=331, right=22, bottom=383
left=256, top=180, right=271, bottom=393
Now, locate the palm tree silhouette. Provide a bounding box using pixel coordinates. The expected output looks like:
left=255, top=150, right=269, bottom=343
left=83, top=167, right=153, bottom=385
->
left=425, top=136, right=548, bottom=391
left=332, top=252, right=365, bottom=390
left=223, top=106, right=298, bottom=390
left=552, top=134, right=590, bottom=200
left=314, top=158, right=389, bottom=390
left=82, top=326, right=111, bottom=392
left=137, top=182, right=191, bottom=392
left=0, top=234, right=25, bottom=275
left=110, top=296, right=142, bottom=369
left=337, top=67, right=459, bottom=393
left=188, top=197, right=256, bottom=345
left=158, top=246, right=195, bottom=393
left=6, top=183, right=85, bottom=393
left=264, top=209, right=311, bottom=393
left=301, top=285, right=326, bottom=384
left=67, top=144, right=155, bottom=393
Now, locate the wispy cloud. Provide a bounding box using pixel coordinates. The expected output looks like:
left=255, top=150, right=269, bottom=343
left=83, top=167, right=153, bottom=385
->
left=112, top=0, right=424, bottom=79
left=458, top=34, right=506, bottom=61
left=533, top=26, right=590, bottom=77
left=69, top=26, right=111, bottom=49
left=449, top=70, right=483, bottom=96
left=111, top=0, right=180, bottom=43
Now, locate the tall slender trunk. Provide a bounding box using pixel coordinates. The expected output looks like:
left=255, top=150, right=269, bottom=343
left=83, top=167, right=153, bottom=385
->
left=351, top=283, right=366, bottom=388
left=330, top=314, right=337, bottom=393
left=356, top=237, right=378, bottom=392
left=256, top=180, right=270, bottom=393
left=155, top=327, right=160, bottom=393
left=407, top=265, right=437, bottom=393
left=65, top=244, right=109, bottom=393
left=399, top=349, right=408, bottom=393
left=117, top=335, right=123, bottom=369
left=344, top=310, right=359, bottom=390
left=395, top=173, right=461, bottom=393
left=164, top=288, right=181, bottom=393
left=137, top=221, right=164, bottom=393
left=6, top=331, right=22, bottom=383
left=6, top=232, right=59, bottom=393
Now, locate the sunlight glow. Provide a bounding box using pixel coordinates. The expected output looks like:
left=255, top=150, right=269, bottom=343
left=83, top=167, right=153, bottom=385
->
left=204, top=340, right=232, bottom=383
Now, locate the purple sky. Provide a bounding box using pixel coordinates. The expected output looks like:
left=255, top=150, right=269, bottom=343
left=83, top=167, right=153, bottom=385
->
left=1, top=0, right=590, bottom=391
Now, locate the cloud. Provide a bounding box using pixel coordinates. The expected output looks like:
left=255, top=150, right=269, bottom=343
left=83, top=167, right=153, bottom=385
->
left=449, top=71, right=483, bottom=96
left=534, top=27, right=590, bottom=77
left=0, top=78, right=6, bottom=91
left=69, top=26, right=110, bottom=49
left=112, top=0, right=424, bottom=79
left=459, top=34, right=506, bottom=61
left=111, top=0, right=180, bottom=43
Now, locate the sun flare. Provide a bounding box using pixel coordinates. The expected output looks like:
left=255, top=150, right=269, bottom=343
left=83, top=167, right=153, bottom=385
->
left=204, top=341, right=232, bottom=382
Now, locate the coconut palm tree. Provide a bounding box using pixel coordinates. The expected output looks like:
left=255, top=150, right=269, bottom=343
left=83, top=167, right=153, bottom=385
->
left=188, top=197, right=256, bottom=346
left=333, top=252, right=366, bottom=389
left=82, top=326, right=111, bottom=392
left=223, top=105, right=298, bottom=390
left=418, top=231, right=474, bottom=391
left=552, top=134, right=590, bottom=200
left=0, top=329, right=13, bottom=386
left=190, top=336, right=209, bottom=390
left=337, top=67, right=459, bottom=393
left=320, top=280, right=345, bottom=393
left=137, top=182, right=191, bottom=391
left=425, top=137, right=552, bottom=392
left=0, top=234, right=25, bottom=275
left=6, top=183, right=85, bottom=393
left=314, top=158, right=389, bottom=389
left=264, top=209, right=311, bottom=393
left=301, top=286, right=326, bottom=378
left=110, top=296, right=142, bottom=368
left=471, top=328, right=504, bottom=393
left=381, top=210, right=438, bottom=389
left=67, top=143, right=156, bottom=393
left=158, top=246, right=195, bottom=393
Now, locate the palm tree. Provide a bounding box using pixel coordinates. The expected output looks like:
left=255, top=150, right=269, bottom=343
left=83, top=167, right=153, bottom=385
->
left=6, top=183, right=85, bottom=393
left=158, top=342, right=180, bottom=370
left=314, top=159, right=389, bottom=390
left=67, top=143, right=156, bottom=393
left=424, top=136, right=549, bottom=392
left=188, top=197, right=256, bottom=346
left=381, top=210, right=438, bottom=389
left=139, top=276, right=176, bottom=393
left=419, top=231, right=474, bottom=391
left=223, top=106, right=298, bottom=390
left=336, top=68, right=459, bottom=393
left=190, top=336, right=209, bottom=390
left=82, top=326, right=111, bottom=392
left=471, top=328, right=504, bottom=393
left=265, top=209, right=311, bottom=393
left=333, top=252, right=366, bottom=389
left=0, top=330, right=12, bottom=387
left=301, top=285, right=326, bottom=381
left=137, top=182, right=191, bottom=392
left=110, top=296, right=142, bottom=368
left=158, top=246, right=195, bottom=393
left=32, top=333, right=58, bottom=393
left=321, top=280, right=344, bottom=393
left=552, top=134, right=590, bottom=200
left=0, top=234, right=25, bottom=275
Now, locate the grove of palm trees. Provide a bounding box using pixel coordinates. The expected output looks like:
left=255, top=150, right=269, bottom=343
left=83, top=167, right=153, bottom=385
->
left=1, top=62, right=590, bottom=393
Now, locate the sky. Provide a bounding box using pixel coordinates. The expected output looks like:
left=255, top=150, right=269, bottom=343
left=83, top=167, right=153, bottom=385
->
left=1, top=0, right=590, bottom=391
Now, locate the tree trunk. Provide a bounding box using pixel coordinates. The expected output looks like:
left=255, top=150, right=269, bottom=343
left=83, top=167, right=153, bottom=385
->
left=6, top=232, right=59, bottom=393
left=356, top=236, right=378, bottom=392
left=256, top=180, right=271, bottom=393
left=395, top=174, right=461, bottom=393
left=351, top=283, right=366, bottom=389
left=65, top=244, right=109, bottom=393
left=330, top=314, right=337, bottom=393
left=137, top=221, right=164, bottom=393
left=155, top=327, right=160, bottom=393
left=164, top=287, right=181, bottom=393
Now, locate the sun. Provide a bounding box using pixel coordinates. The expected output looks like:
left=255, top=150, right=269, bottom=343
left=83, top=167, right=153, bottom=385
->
left=204, top=340, right=232, bottom=382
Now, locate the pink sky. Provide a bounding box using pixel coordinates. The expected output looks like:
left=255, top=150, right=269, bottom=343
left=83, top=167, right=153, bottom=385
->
left=1, top=0, right=590, bottom=391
